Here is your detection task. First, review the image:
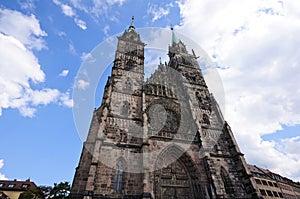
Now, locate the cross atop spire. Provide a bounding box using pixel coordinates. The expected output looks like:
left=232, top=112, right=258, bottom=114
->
left=128, top=16, right=135, bottom=31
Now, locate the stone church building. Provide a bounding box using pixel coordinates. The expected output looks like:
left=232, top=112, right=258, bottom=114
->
left=70, top=18, right=261, bottom=199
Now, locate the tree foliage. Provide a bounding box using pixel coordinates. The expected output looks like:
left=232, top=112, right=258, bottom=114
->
left=49, top=182, right=70, bottom=199
left=18, top=188, right=44, bottom=199
left=18, top=182, right=70, bottom=199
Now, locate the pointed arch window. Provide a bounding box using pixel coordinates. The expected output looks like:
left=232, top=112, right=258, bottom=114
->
left=125, top=60, right=135, bottom=70
left=221, top=167, right=234, bottom=195
left=202, top=114, right=210, bottom=125
left=114, top=161, right=123, bottom=192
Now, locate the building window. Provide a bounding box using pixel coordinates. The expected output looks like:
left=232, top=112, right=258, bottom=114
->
left=273, top=191, right=279, bottom=197
left=125, top=61, right=134, bottom=70
left=114, top=161, right=123, bottom=192
left=260, top=189, right=267, bottom=196
left=278, top=192, right=283, bottom=198
left=220, top=167, right=234, bottom=195
left=261, top=180, right=268, bottom=186
left=22, top=184, right=29, bottom=188
left=255, top=179, right=261, bottom=184
left=0, top=183, right=3, bottom=187
left=268, top=181, right=274, bottom=186
left=266, top=190, right=273, bottom=196
left=8, top=184, right=15, bottom=188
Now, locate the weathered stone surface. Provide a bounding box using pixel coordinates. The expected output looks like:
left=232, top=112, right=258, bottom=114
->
left=70, top=22, right=259, bottom=199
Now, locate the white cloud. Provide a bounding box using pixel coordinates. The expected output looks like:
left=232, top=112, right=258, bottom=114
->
left=57, top=31, right=67, bottom=37
left=61, top=4, right=76, bottom=17
left=59, top=69, right=69, bottom=77
left=74, top=18, right=87, bottom=30
left=177, top=0, right=300, bottom=181
left=0, top=8, right=73, bottom=117
left=31, top=89, right=61, bottom=105
left=68, top=41, right=77, bottom=55
left=102, top=25, right=110, bottom=36
left=53, top=0, right=87, bottom=30
left=68, top=0, right=125, bottom=18
left=76, top=79, right=90, bottom=90
left=0, top=8, right=47, bottom=50
left=0, top=159, right=8, bottom=180
left=278, top=136, right=300, bottom=160
left=68, top=41, right=77, bottom=56
left=81, top=52, right=95, bottom=63
left=59, top=92, right=74, bottom=107
left=147, top=4, right=170, bottom=22
left=106, top=0, right=125, bottom=6
left=0, top=173, right=8, bottom=180
left=19, top=0, right=36, bottom=10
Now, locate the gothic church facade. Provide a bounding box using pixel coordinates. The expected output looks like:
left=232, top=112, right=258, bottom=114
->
left=70, top=18, right=260, bottom=199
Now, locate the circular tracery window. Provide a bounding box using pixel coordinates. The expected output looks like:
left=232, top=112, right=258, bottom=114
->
left=148, top=104, right=180, bottom=133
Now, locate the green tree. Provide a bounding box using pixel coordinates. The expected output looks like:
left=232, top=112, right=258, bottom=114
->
left=49, top=182, right=70, bottom=199
left=18, top=188, right=44, bottom=199
left=39, top=186, right=52, bottom=199
left=18, top=182, right=69, bottom=199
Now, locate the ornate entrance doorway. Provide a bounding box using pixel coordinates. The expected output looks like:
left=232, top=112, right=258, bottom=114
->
left=154, top=159, right=193, bottom=199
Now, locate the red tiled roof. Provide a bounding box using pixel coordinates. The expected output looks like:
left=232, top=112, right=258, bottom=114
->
left=0, top=179, right=38, bottom=191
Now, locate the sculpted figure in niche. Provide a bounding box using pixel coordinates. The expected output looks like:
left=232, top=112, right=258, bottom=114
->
left=124, top=78, right=132, bottom=91
left=122, top=101, right=130, bottom=116
left=202, top=113, right=210, bottom=125
left=196, top=92, right=203, bottom=105
left=120, top=131, right=127, bottom=143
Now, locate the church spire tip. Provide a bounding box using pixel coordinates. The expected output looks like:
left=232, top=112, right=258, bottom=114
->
left=128, top=16, right=135, bottom=31
left=171, top=25, right=179, bottom=44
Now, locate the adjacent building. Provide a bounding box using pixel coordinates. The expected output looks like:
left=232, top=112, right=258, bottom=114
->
left=0, top=179, right=38, bottom=199
left=249, top=164, right=300, bottom=199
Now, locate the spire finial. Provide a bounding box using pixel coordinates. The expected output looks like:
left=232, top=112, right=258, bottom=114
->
left=128, top=16, right=135, bottom=31
left=159, top=57, right=162, bottom=64
left=171, top=25, right=179, bottom=44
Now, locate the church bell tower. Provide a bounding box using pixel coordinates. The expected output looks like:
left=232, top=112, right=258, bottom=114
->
left=70, top=18, right=259, bottom=199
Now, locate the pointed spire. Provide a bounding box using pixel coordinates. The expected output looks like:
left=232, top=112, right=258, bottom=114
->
left=171, top=25, right=179, bottom=44
left=128, top=16, right=135, bottom=31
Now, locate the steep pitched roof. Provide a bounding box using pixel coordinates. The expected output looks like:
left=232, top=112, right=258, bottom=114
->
left=0, top=179, right=38, bottom=191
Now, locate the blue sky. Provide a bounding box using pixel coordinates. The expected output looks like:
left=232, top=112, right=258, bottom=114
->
left=1, top=0, right=300, bottom=185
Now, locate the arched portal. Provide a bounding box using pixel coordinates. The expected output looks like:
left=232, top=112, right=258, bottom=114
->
left=154, top=145, right=203, bottom=199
